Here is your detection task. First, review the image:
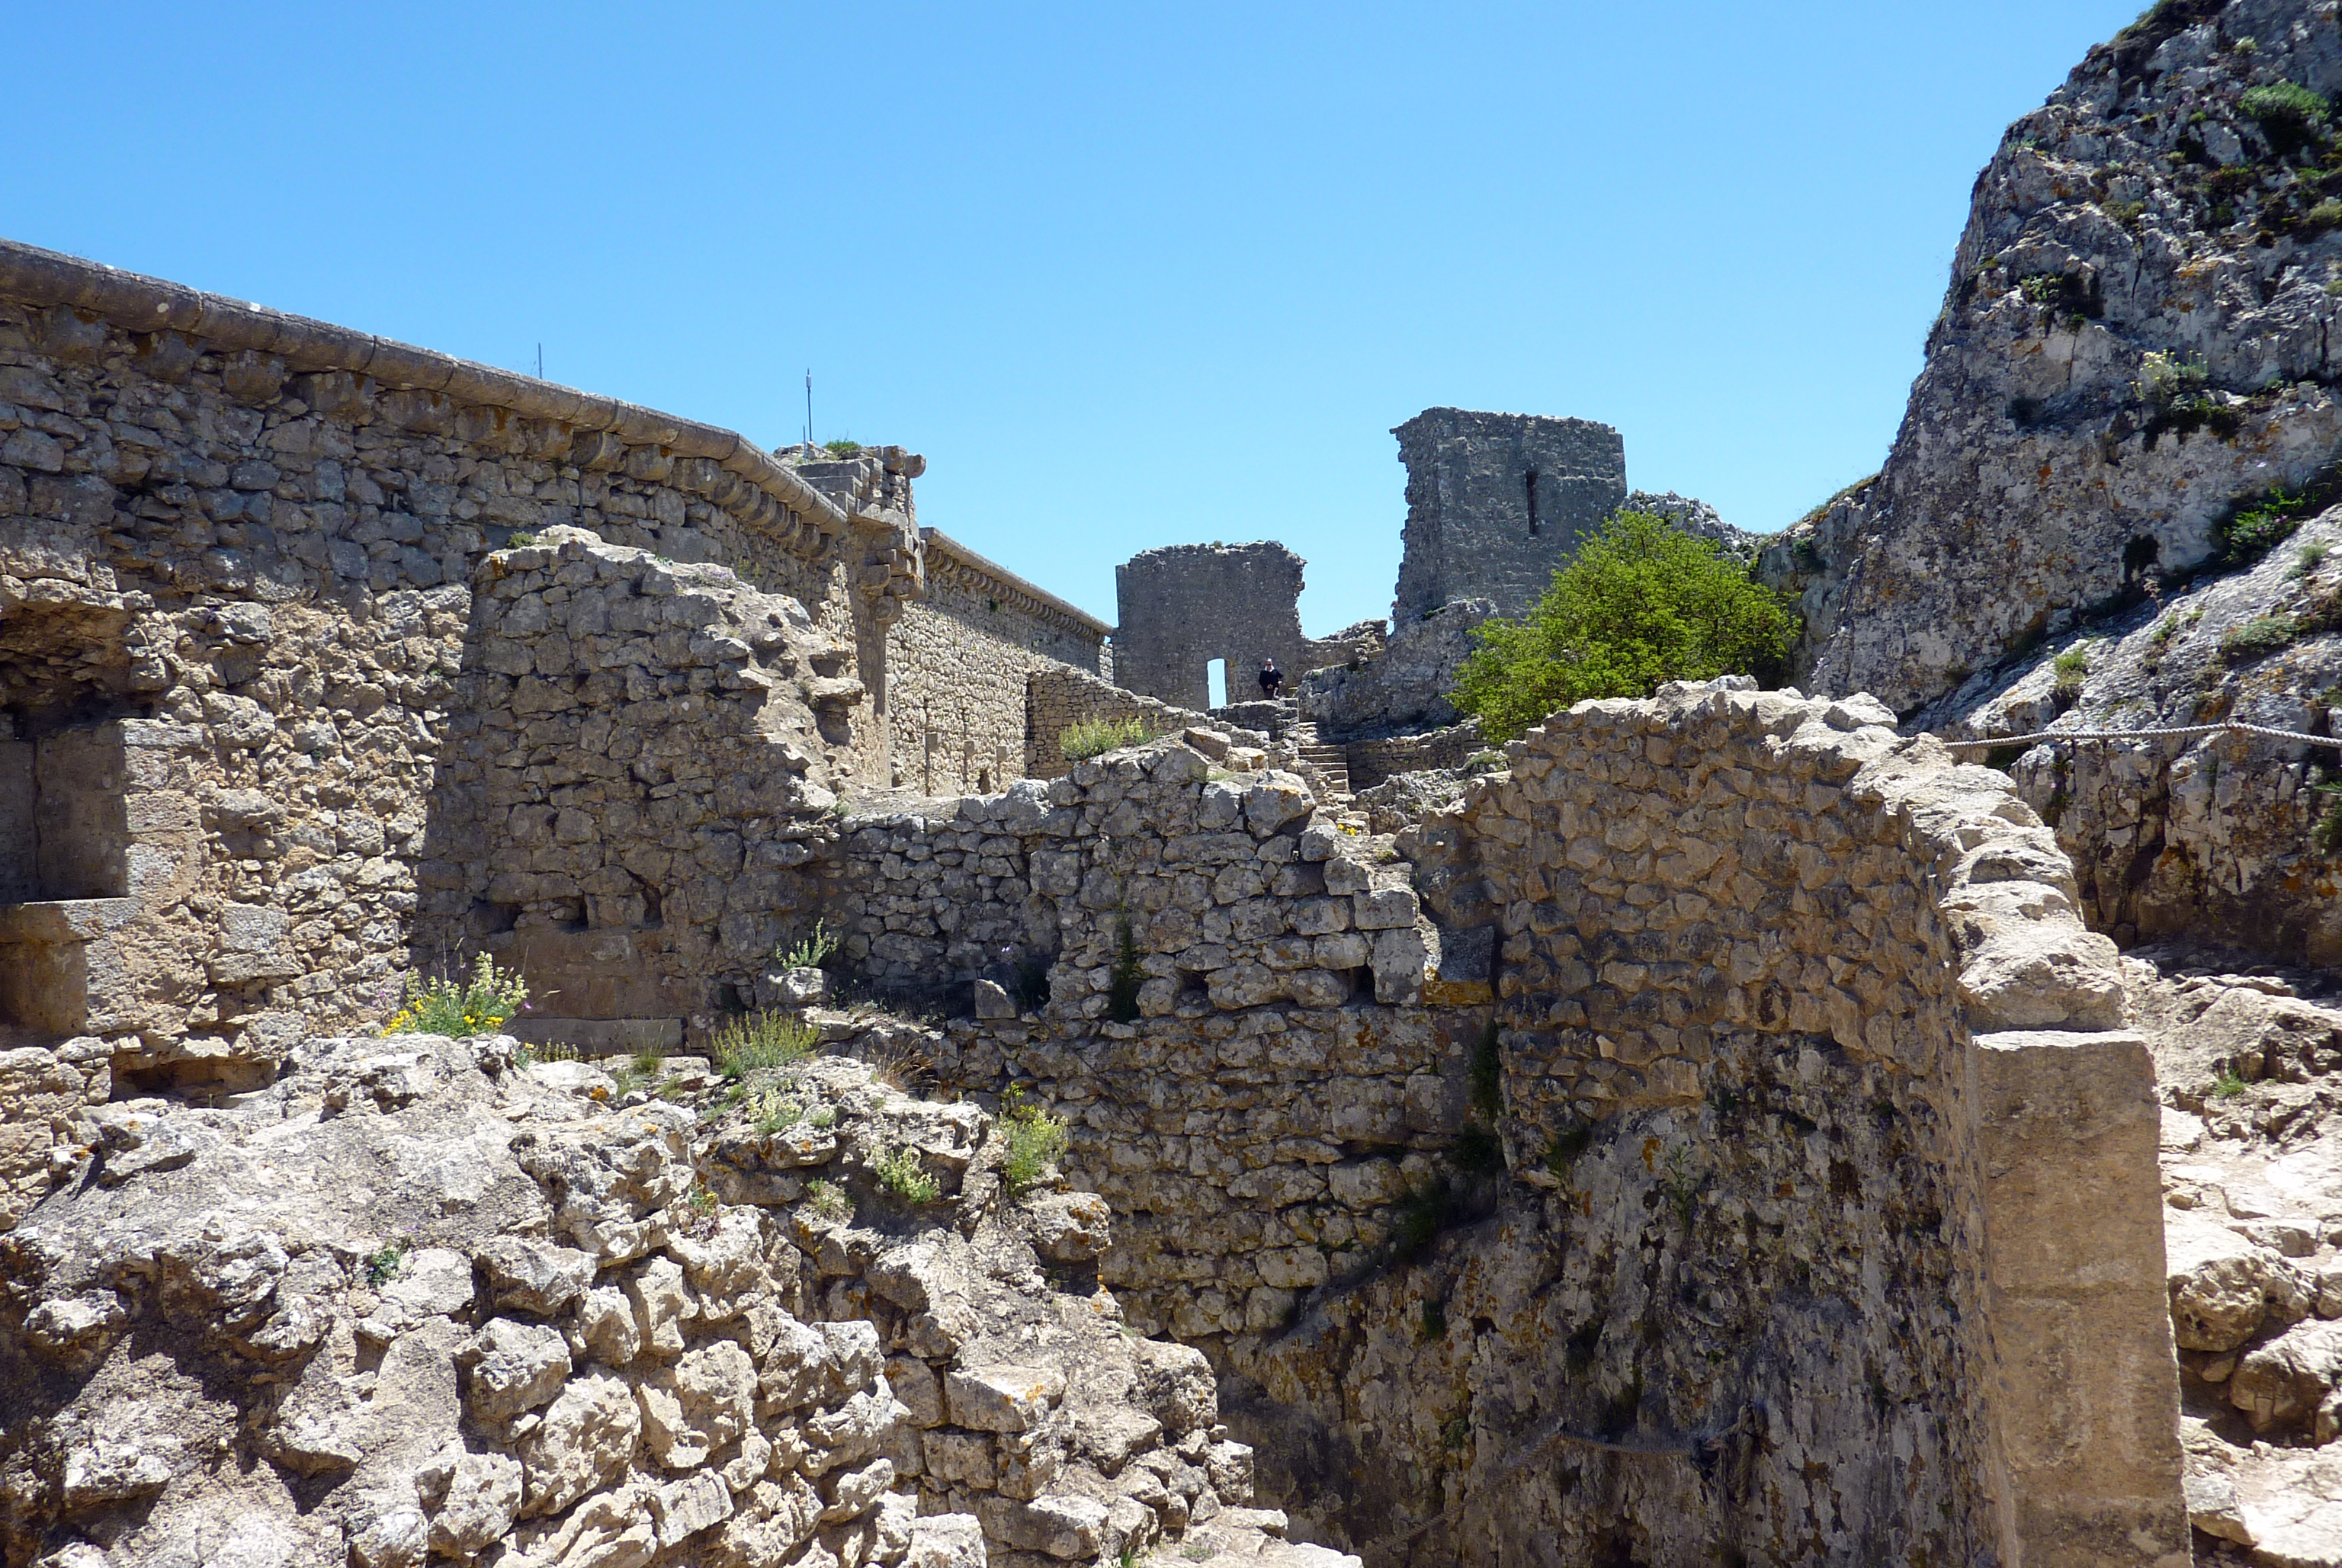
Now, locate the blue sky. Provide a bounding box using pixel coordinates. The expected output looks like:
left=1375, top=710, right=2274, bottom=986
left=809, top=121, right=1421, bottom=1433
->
left=2, top=2, right=2140, bottom=634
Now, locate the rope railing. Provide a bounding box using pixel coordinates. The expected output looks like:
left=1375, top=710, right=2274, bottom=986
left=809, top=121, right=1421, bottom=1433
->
left=1937, top=719, right=2342, bottom=752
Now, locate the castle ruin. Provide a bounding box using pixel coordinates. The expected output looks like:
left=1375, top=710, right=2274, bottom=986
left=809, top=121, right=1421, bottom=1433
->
left=0, top=235, right=2193, bottom=1568
left=1389, top=409, right=1628, bottom=624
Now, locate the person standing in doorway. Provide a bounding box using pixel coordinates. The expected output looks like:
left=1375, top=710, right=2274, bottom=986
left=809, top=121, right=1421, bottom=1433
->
left=1258, top=658, right=1283, bottom=699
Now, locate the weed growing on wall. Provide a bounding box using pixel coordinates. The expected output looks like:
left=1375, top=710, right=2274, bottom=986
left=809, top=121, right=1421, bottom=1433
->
left=998, top=1086, right=1071, bottom=1198
left=1450, top=510, right=1797, bottom=742
left=776, top=919, right=841, bottom=970
left=383, top=953, right=530, bottom=1037
left=1060, top=716, right=1157, bottom=762
left=713, top=1012, right=817, bottom=1079
left=805, top=1178, right=851, bottom=1221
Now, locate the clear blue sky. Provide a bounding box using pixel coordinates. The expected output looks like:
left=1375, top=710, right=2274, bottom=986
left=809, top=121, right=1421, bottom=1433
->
left=2, top=2, right=2140, bottom=635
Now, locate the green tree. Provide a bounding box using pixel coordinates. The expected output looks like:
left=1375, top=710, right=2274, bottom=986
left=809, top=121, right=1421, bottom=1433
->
left=1450, top=510, right=1798, bottom=742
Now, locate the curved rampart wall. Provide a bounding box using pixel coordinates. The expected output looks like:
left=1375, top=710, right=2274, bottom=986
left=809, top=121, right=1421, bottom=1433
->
left=874, top=681, right=2182, bottom=1565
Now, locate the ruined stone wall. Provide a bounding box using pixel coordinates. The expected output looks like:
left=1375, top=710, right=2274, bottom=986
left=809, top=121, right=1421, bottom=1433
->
left=838, top=685, right=2183, bottom=1565
left=1298, top=601, right=1490, bottom=744
left=1023, top=666, right=1237, bottom=782
left=1112, top=543, right=1372, bottom=710
left=1390, top=408, right=1625, bottom=624
left=1339, top=720, right=1484, bottom=791
left=0, top=239, right=904, bottom=1091
left=415, top=527, right=856, bottom=1056
left=887, top=530, right=1109, bottom=795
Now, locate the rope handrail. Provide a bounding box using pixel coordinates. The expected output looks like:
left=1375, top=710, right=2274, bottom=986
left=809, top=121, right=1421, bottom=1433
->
left=1938, top=719, right=2342, bottom=752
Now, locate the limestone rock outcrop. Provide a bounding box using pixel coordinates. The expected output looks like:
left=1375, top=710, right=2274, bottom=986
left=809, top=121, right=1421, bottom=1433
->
left=1777, top=0, right=2342, bottom=714
left=1949, top=505, right=2342, bottom=967
left=0, top=1027, right=1311, bottom=1568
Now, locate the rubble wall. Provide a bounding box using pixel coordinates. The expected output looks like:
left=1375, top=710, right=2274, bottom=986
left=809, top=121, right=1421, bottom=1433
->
left=860, top=684, right=2182, bottom=1564
left=1023, top=666, right=1228, bottom=782
left=1390, top=408, right=1625, bottom=624
left=888, top=529, right=1110, bottom=795
left=416, top=527, right=857, bottom=1057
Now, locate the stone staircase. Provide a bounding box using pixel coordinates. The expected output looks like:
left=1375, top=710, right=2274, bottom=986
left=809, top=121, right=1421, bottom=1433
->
left=1287, top=715, right=1354, bottom=801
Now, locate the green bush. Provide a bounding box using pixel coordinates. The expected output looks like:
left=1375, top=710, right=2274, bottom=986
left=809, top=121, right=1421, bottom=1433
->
left=2242, top=80, right=2331, bottom=153
left=1059, top=717, right=1156, bottom=762
left=2220, top=614, right=2301, bottom=662
left=2050, top=646, right=2090, bottom=695
left=713, top=1012, right=818, bottom=1079
left=823, top=439, right=864, bottom=457
left=776, top=919, right=841, bottom=970
left=1450, top=510, right=1798, bottom=742
left=871, top=1146, right=942, bottom=1205
left=383, top=953, right=530, bottom=1037
left=998, top=1087, right=1070, bottom=1197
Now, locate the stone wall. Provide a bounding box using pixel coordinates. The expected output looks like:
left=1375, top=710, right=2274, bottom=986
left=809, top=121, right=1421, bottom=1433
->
left=889, top=530, right=1110, bottom=795
left=1339, top=720, right=1484, bottom=791
left=1112, top=543, right=1378, bottom=710
left=838, top=683, right=2183, bottom=1564
left=1298, top=601, right=1491, bottom=745
left=1390, top=408, right=1625, bottom=624
left=415, top=526, right=855, bottom=1056
left=0, top=237, right=1135, bottom=1088
left=1023, top=666, right=1241, bottom=782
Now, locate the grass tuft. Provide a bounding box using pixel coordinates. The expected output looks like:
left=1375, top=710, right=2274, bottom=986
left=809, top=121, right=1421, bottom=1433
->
left=713, top=1012, right=818, bottom=1079
left=1060, top=716, right=1157, bottom=762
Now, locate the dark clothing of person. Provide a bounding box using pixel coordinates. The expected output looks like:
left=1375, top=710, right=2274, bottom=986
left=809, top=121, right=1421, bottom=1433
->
left=1258, top=663, right=1282, bottom=698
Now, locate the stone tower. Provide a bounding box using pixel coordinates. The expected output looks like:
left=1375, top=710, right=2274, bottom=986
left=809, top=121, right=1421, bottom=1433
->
left=1390, top=407, right=1627, bottom=624
left=1113, top=542, right=1316, bottom=710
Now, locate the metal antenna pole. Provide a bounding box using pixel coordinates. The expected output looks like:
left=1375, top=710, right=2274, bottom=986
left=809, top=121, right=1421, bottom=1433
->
left=805, top=370, right=813, bottom=449
left=537, top=343, right=543, bottom=379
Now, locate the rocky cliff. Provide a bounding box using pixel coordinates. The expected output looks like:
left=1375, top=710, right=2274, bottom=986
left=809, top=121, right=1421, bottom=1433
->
left=1776, top=0, right=2342, bottom=715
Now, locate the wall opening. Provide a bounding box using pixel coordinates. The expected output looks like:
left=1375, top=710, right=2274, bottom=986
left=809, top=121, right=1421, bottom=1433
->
left=1207, top=658, right=1228, bottom=709
left=1526, top=470, right=1541, bottom=536
left=0, top=722, right=131, bottom=905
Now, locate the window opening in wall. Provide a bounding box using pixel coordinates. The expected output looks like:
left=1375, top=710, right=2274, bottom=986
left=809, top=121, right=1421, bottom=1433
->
left=1207, top=658, right=1228, bottom=709
left=1526, top=470, right=1541, bottom=536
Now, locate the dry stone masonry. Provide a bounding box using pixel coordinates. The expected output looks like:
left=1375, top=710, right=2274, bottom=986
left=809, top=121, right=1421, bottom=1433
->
left=1112, top=544, right=1377, bottom=713
left=1388, top=409, right=1627, bottom=625
left=0, top=214, right=2238, bottom=1568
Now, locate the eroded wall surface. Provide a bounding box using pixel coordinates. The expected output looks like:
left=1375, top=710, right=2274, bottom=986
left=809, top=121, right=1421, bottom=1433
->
left=870, top=684, right=2184, bottom=1566
left=1390, top=409, right=1625, bottom=625
left=889, top=530, right=1109, bottom=795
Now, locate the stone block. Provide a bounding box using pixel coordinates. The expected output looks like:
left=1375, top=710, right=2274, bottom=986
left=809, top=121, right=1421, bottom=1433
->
left=945, top=1364, right=1064, bottom=1432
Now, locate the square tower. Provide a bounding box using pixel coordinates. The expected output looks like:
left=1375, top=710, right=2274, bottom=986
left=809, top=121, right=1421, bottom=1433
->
left=1390, top=408, right=1627, bottom=624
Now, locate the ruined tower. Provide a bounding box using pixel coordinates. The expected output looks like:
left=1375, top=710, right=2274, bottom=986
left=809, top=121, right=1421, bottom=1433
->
left=1390, top=407, right=1627, bottom=624
left=1112, top=541, right=1317, bottom=710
